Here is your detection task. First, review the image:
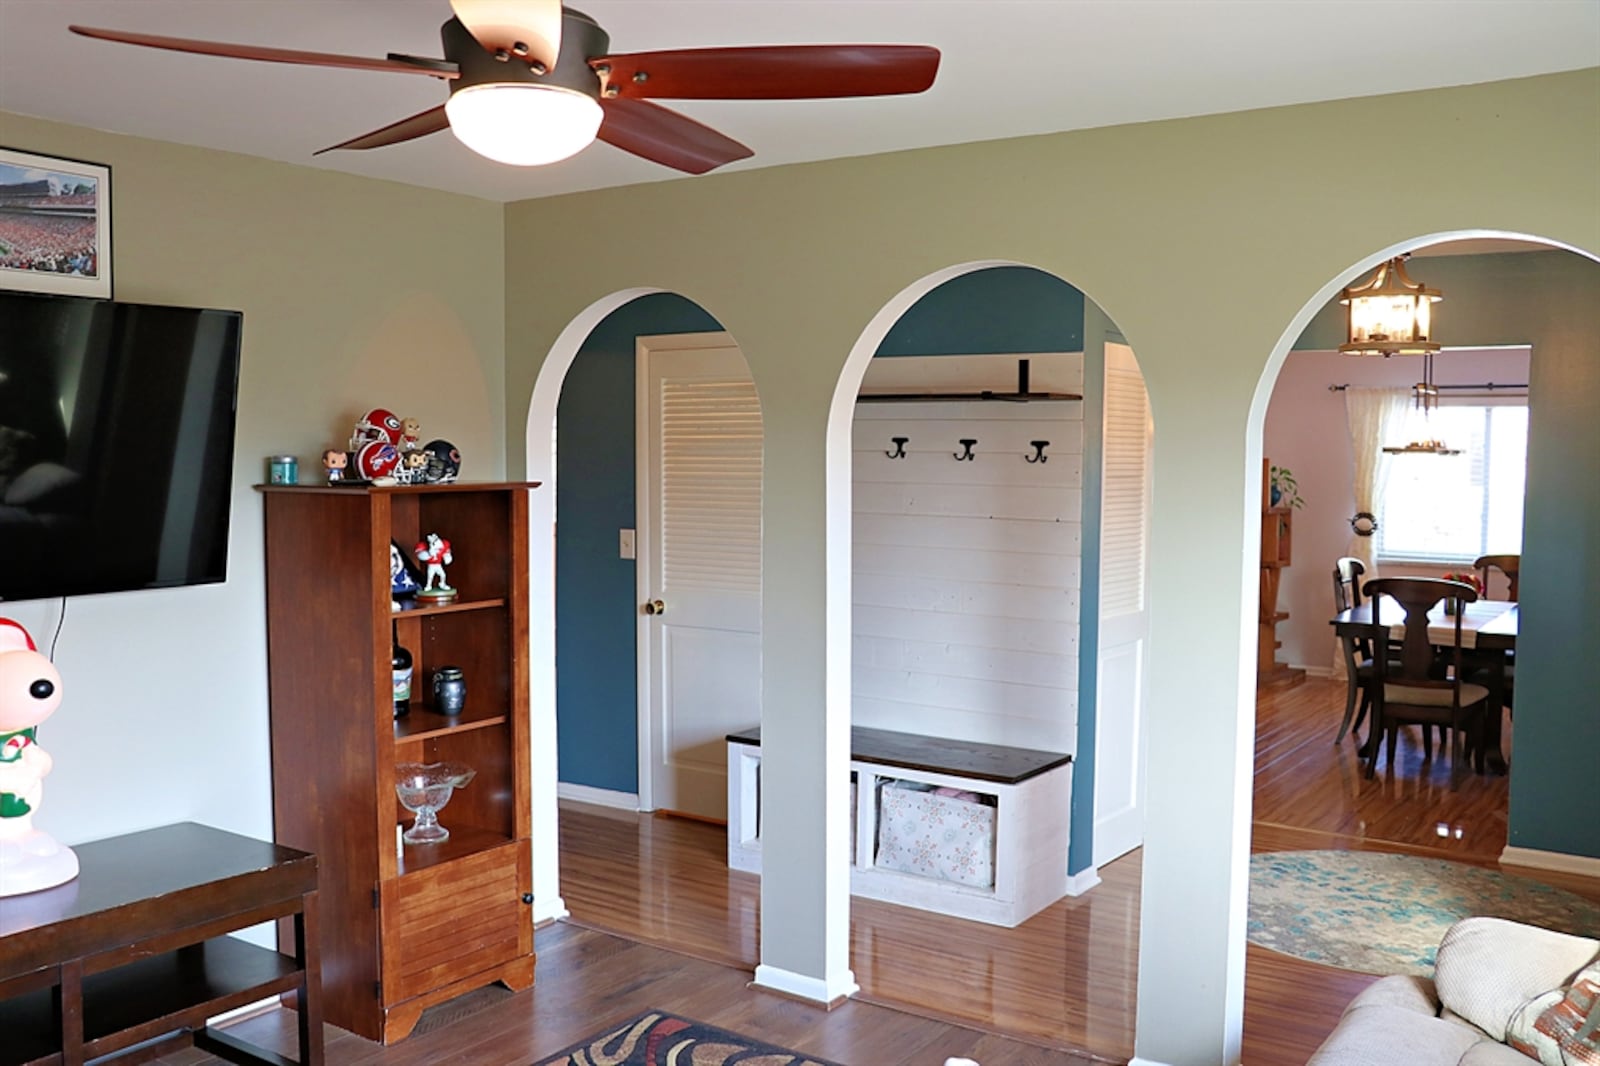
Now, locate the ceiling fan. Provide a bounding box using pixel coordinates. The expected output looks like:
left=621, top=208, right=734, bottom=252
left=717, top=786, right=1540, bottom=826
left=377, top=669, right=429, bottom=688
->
left=69, top=0, right=941, bottom=173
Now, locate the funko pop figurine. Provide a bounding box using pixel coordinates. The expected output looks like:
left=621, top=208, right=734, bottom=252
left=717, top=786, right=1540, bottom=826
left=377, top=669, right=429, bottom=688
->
left=399, top=417, right=423, bottom=453
left=399, top=450, right=429, bottom=484
left=323, top=449, right=349, bottom=482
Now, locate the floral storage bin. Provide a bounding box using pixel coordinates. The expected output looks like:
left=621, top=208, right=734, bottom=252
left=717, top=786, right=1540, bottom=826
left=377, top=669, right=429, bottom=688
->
left=874, top=780, right=996, bottom=889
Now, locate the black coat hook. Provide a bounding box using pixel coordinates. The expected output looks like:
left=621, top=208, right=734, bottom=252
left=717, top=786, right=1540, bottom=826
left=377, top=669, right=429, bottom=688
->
left=1026, top=440, right=1050, bottom=464
left=886, top=436, right=908, bottom=459
left=954, top=439, right=977, bottom=461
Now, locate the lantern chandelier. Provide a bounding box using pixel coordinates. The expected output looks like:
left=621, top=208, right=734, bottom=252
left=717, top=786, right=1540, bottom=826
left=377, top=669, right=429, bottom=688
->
left=1339, top=253, right=1446, bottom=411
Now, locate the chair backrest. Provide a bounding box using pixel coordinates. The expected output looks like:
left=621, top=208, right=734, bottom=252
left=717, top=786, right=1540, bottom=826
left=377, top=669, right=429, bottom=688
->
left=1332, top=557, right=1366, bottom=613
left=1474, top=554, right=1520, bottom=601
left=1363, top=576, right=1477, bottom=687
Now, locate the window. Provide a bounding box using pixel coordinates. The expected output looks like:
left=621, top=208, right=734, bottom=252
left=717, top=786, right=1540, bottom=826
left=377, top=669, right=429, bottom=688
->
left=1376, top=402, right=1527, bottom=564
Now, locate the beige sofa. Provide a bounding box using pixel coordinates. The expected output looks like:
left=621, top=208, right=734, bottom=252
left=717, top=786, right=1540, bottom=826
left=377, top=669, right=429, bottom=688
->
left=1309, top=917, right=1600, bottom=1066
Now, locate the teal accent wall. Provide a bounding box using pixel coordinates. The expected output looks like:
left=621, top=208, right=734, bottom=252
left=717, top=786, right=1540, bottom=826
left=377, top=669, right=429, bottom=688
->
left=1068, top=303, right=1114, bottom=877
left=555, top=293, right=720, bottom=795
left=877, top=266, right=1085, bottom=355
left=1295, top=250, right=1600, bottom=859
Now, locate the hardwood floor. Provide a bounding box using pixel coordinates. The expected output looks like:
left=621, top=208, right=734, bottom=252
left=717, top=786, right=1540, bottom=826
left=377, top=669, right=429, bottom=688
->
left=177, top=678, right=1593, bottom=1066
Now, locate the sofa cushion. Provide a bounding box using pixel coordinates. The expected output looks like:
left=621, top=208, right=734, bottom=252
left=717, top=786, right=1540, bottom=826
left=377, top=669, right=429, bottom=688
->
left=1507, top=960, right=1600, bottom=1066
left=1460, top=1042, right=1545, bottom=1065
left=1436, top=918, right=1600, bottom=1042
left=1307, top=1003, right=1488, bottom=1066
left=1347, top=974, right=1442, bottom=1017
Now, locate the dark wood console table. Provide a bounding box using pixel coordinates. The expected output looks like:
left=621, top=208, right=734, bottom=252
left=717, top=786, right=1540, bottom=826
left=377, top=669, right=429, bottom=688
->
left=0, top=822, right=322, bottom=1066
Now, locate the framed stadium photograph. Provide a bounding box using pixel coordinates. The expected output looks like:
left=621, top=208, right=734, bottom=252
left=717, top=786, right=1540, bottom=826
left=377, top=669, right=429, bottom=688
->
left=0, top=146, right=112, bottom=299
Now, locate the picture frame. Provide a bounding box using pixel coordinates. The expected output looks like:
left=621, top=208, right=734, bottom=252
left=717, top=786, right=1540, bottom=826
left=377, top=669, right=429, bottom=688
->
left=0, top=146, right=113, bottom=299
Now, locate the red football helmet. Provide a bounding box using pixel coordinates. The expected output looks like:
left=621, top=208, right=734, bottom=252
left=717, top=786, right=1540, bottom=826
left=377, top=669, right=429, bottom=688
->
left=350, top=407, right=403, bottom=450
left=354, top=440, right=400, bottom=480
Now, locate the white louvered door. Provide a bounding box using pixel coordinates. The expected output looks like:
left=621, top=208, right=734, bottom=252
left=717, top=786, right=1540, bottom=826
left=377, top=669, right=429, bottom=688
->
left=1093, top=342, right=1152, bottom=867
left=637, top=333, right=762, bottom=819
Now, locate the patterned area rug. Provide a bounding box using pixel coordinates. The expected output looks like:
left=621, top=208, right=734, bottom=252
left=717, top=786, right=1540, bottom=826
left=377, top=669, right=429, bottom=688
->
left=535, top=1010, right=844, bottom=1065
left=1249, top=850, right=1600, bottom=977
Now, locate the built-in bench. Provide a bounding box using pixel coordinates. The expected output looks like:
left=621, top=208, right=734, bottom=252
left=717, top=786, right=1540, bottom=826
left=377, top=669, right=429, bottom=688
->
left=725, top=725, right=1073, bottom=927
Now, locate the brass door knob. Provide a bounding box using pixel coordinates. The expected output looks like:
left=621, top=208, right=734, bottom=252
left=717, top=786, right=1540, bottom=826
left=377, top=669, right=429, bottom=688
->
left=643, top=599, right=666, bottom=615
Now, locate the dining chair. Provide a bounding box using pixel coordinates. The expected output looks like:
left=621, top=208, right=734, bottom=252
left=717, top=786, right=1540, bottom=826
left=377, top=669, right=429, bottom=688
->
left=1474, top=554, right=1520, bottom=601
left=1331, top=557, right=1375, bottom=745
left=1361, top=577, right=1490, bottom=789
left=1471, top=553, right=1518, bottom=711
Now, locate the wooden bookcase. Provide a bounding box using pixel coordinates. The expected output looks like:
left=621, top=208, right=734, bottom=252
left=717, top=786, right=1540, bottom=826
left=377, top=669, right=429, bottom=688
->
left=259, top=481, right=537, bottom=1043
left=1258, top=460, right=1304, bottom=690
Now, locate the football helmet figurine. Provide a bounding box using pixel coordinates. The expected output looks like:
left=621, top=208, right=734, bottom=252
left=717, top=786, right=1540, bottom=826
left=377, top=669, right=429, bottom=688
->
left=350, top=408, right=403, bottom=451
left=354, top=440, right=401, bottom=481
left=422, top=440, right=461, bottom=483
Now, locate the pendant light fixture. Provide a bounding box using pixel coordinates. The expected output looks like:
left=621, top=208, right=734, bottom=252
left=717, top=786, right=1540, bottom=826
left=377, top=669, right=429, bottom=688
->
left=1339, top=255, right=1443, bottom=357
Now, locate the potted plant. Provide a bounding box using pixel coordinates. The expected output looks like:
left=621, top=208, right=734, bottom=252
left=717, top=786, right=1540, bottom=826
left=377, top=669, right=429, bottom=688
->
left=1269, top=465, right=1304, bottom=509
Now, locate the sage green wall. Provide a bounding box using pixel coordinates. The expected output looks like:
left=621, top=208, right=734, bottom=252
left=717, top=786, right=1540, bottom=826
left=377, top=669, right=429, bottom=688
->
left=0, top=112, right=505, bottom=865
left=505, top=71, right=1600, bottom=1064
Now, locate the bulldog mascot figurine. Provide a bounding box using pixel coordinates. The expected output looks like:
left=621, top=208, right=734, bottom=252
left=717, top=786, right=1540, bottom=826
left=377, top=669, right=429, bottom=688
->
left=0, top=618, right=78, bottom=895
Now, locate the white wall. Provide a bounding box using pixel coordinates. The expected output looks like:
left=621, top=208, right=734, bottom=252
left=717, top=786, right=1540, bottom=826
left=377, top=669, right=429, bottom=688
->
left=851, top=354, right=1083, bottom=753
left=1264, top=345, right=1530, bottom=670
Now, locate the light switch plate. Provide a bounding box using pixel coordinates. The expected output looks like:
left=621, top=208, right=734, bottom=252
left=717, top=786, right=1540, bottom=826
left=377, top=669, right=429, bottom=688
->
left=619, top=529, right=636, bottom=560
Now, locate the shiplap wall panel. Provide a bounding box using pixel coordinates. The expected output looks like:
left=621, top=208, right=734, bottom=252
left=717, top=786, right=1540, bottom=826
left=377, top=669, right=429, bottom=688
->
left=852, top=354, right=1084, bottom=754
left=853, top=604, right=1078, bottom=656
left=854, top=543, right=1082, bottom=591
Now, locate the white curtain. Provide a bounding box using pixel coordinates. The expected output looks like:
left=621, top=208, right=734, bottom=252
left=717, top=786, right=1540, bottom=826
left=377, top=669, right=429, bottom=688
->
left=1333, top=387, right=1411, bottom=676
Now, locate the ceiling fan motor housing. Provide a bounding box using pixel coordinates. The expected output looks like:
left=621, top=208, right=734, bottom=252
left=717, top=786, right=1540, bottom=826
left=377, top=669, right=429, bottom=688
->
left=441, top=10, right=609, bottom=100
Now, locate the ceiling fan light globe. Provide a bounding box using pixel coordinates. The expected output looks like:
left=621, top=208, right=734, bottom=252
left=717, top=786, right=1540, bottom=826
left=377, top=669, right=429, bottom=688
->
left=445, top=83, right=601, bottom=166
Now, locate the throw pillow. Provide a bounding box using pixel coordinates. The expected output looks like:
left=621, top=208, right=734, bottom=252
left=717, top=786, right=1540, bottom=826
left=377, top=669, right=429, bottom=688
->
left=1508, top=961, right=1600, bottom=1066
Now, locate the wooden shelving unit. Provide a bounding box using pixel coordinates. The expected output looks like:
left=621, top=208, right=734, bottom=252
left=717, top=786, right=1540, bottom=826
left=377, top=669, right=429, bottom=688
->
left=1258, top=460, right=1305, bottom=691
left=259, top=481, right=538, bottom=1043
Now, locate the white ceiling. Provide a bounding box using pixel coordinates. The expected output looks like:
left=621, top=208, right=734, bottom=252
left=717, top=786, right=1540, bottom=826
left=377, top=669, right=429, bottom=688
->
left=2, top=0, right=1597, bottom=203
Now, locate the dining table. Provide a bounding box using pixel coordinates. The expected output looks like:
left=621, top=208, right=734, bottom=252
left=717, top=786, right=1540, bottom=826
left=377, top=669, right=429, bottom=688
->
left=1330, top=597, right=1517, bottom=774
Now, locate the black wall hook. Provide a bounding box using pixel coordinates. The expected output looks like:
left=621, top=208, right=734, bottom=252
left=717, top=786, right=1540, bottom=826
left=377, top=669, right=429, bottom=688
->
left=1026, top=440, right=1050, bottom=464
left=954, top=439, right=977, bottom=461
left=886, top=436, right=909, bottom=459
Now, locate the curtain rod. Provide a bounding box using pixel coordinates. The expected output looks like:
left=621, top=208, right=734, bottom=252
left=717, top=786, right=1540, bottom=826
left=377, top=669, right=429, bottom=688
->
left=1327, top=382, right=1527, bottom=392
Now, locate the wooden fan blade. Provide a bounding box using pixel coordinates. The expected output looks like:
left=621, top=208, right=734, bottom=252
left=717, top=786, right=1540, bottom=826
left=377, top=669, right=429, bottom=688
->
left=450, top=0, right=561, bottom=71
left=69, top=25, right=458, bottom=79
left=592, top=45, right=939, bottom=100
left=315, top=106, right=451, bottom=154
left=598, top=99, right=753, bottom=175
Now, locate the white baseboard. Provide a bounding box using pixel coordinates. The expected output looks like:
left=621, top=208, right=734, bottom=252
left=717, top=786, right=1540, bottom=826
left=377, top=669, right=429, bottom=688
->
left=1128, top=1058, right=1176, bottom=1066
left=1294, top=664, right=1335, bottom=679
left=1501, top=846, right=1600, bottom=879
left=1065, top=867, right=1101, bottom=896
left=533, top=895, right=570, bottom=925
left=752, top=964, right=859, bottom=1006
left=557, top=782, right=641, bottom=811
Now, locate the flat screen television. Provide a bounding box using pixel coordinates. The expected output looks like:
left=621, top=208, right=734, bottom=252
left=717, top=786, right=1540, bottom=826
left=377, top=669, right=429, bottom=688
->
left=0, top=291, right=242, bottom=602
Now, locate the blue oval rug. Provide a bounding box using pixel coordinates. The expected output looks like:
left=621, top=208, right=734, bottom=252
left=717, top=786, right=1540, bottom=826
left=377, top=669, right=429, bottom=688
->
left=1249, top=850, right=1600, bottom=977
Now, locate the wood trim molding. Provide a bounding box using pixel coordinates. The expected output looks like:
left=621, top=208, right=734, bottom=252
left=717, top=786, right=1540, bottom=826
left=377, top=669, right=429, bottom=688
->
left=752, top=964, right=859, bottom=1008
left=1065, top=867, right=1102, bottom=897
left=1500, top=846, right=1600, bottom=879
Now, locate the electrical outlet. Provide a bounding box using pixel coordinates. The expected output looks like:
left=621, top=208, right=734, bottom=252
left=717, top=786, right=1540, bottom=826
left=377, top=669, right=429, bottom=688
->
left=619, top=529, right=636, bottom=560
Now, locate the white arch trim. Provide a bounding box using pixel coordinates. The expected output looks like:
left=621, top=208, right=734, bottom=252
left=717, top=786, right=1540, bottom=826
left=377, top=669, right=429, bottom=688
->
left=523, top=286, right=665, bottom=924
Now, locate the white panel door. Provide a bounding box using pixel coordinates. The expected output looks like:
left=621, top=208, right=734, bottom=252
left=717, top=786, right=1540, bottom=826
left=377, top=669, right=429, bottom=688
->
left=637, top=333, right=762, bottom=819
left=1093, top=342, right=1152, bottom=867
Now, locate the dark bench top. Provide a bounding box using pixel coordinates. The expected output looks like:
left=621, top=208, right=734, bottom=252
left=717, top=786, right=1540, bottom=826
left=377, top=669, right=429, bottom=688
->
left=726, top=725, right=1070, bottom=785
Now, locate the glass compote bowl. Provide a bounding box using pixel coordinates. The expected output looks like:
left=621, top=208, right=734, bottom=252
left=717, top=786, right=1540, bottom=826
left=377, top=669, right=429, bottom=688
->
left=395, top=761, right=476, bottom=845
